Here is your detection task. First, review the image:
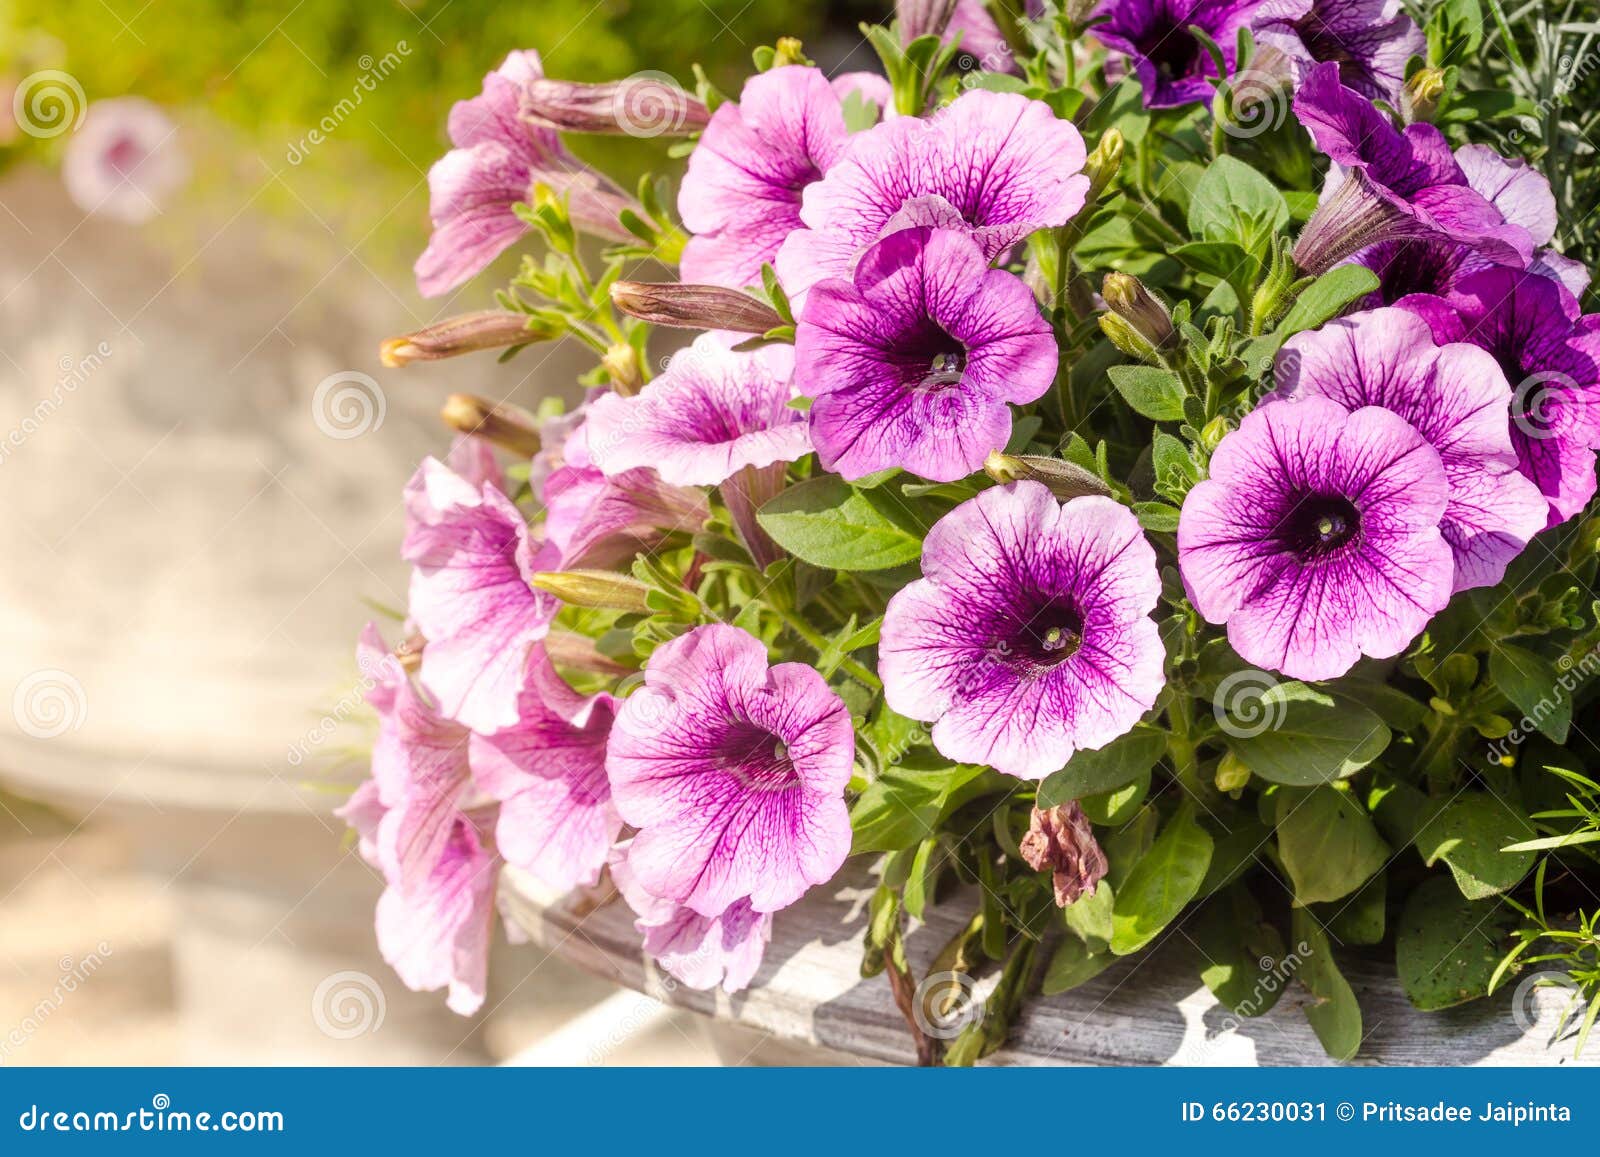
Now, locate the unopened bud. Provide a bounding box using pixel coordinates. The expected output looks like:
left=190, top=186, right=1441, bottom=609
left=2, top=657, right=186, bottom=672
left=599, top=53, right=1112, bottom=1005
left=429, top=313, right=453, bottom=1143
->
left=542, top=629, right=634, bottom=676
left=530, top=569, right=654, bottom=614
left=1084, top=129, right=1124, bottom=203
left=1102, top=272, right=1175, bottom=351
left=1215, top=751, right=1251, bottom=793
left=521, top=77, right=710, bottom=136
left=440, top=394, right=543, bottom=458
left=1018, top=802, right=1108, bottom=908
left=983, top=450, right=1112, bottom=500
left=1200, top=416, right=1230, bottom=452
left=602, top=342, right=644, bottom=395
left=610, top=281, right=782, bottom=334
left=896, top=0, right=958, bottom=42
left=1099, top=311, right=1161, bottom=363
left=380, top=311, right=551, bottom=367
left=773, top=37, right=810, bottom=67
left=1402, top=67, right=1447, bottom=124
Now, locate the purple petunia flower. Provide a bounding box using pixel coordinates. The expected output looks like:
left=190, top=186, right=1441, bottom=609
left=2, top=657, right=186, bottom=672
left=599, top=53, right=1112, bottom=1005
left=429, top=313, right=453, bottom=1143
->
left=541, top=421, right=711, bottom=569
left=1251, top=0, right=1424, bottom=105
left=677, top=66, right=865, bottom=291
left=340, top=779, right=497, bottom=1017
left=469, top=647, right=619, bottom=893
left=606, top=624, right=854, bottom=916
left=1272, top=308, right=1547, bottom=592
left=1291, top=63, right=1532, bottom=273
left=774, top=89, right=1089, bottom=301
left=794, top=227, right=1057, bottom=482
left=1398, top=268, right=1600, bottom=526
left=403, top=456, right=561, bottom=733
left=62, top=98, right=188, bottom=224
left=340, top=622, right=495, bottom=1016
left=1093, top=0, right=1265, bottom=109
left=1178, top=397, right=1454, bottom=680
left=609, top=842, right=772, bottom=993
left=879, top=483, right=1166, bottom=780
left=416, top=51, right=638, bottom=298
left=584, top=336, right=810, bottom=486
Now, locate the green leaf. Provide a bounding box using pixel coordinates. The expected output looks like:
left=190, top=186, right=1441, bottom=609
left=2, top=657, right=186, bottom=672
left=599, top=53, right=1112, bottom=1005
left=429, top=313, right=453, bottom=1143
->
left=1196, top=886, right=1289, bottom=1017
left=1395, top=876, right=1518, bottom=1011
left=1415, top=793, right=1536, bottom=900
left=1222, top=681, right=1390, bottom=786
left=1319, top=870, right=1387, bottom=946
left=1275, top=787, right=1390, bottom=905
left=757, top=476, right=925, bottom=571
left=1170, top=240, right=1254, bottom=282
left=1489, top=642, right=1572, bottom=743
left=848, top=763, right=993, bottom=854
left=1199, top=817, right=1271, bottom=896
left=1104, top=805, right=1160, bottom=892
left=1038, top=728, right=1168, bottom=807
left=1274, top=265, right=1381, bottom=338
left=1110, top=802, right=1214, bottom=955
left=1063, top=880, right=1114, bottom=952
left=1293, top=909, right=1363, bottom=1060
left=1079, top=769, right=1151, bottom=826
left=1107, top=365, right=1187, bottom=421
left=902, top=837, right=938, bottom=920
left=1185, top=156, right=1289, bottom=253
left=1041, top=936, right=1114, bottom=995
left=1133, top=501, right=1181, bottom=533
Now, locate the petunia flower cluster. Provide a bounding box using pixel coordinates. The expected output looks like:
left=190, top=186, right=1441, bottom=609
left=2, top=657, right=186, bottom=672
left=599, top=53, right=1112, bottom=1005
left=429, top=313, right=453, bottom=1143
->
left=342, top=3, right=1600, bottom=1050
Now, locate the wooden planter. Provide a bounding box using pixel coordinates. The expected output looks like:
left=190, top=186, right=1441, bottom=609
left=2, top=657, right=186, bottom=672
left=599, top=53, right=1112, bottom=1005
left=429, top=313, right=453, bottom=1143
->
left=500, top=861, right=1595, bottom=1067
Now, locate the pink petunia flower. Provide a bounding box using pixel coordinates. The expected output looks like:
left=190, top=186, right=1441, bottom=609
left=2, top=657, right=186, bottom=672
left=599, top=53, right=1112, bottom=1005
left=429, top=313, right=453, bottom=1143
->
left=606, top=624, right=854, bottom=916
left=880, top=484, right=1166, bottom=779
left=403, top=456, right=560, bottom=733
left=62, top=97, right=187, bottom=224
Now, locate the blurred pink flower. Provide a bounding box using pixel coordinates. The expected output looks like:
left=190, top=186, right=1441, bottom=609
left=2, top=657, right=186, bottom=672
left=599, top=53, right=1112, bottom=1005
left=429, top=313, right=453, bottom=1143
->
left=62, top=97, right=187, bottom=223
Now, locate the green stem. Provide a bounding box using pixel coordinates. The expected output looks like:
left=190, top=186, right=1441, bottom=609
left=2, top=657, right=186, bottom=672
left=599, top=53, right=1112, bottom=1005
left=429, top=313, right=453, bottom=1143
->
left=774, top=607, right=882, bottom=690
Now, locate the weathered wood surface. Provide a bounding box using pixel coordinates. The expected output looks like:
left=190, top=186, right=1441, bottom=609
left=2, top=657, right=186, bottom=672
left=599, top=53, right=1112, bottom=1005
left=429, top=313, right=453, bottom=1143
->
left=502, top=862, right=1596, bottom=1067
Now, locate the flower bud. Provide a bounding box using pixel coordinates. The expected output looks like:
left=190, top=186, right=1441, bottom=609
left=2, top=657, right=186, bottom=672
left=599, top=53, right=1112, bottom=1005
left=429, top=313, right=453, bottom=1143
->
left=1102, top=272, right=1175, bottom=351
left=983, top=450, right=1112, bottom=500
left=1214, top=750, right=1251, bottom=792
left=1402, top=67, right=1447, bottom=124
left=602, top=342, right=644, bottom=395
left=896, top=0, right=958, bottom=43
left=610, top=281, right=783, bottom=334
left=1084, top=129, right=1124, bottom=203
left=521, top=77, right=710, bottom=136
left=773, top=37, right=810, bottom=67
left=529, top=569, right=654, bottom=614
left=380, top=311, right=553, bottom=367
left=439, top=394, right=544, bottom=458
left=1200, top=416, right=1230, bottom=452
left=1018, top=802, right=1108, bottom=908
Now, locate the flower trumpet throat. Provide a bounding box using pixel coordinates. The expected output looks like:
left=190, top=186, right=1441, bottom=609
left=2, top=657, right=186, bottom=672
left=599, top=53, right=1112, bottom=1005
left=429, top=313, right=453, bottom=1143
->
left=439, top=394, right=544, bottom=458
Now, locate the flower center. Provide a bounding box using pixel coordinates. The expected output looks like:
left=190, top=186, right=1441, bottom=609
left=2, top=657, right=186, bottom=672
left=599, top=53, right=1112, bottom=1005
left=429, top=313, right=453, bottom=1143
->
left=714, top=721, right=800, bottom=793
left=1006, top=600, right=1085, bottom=676
left=1281, top=494, right=1362, bottom=559
left=1142, top=29, right=1205, bottom=82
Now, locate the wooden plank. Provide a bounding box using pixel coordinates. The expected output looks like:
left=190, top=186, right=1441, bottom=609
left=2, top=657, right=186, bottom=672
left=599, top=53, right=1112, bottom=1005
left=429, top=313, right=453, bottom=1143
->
left=500, top=862, right=1595, bottom=1067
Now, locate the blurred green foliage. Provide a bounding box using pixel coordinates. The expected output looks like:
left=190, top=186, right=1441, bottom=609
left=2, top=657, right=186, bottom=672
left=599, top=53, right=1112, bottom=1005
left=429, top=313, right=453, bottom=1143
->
left=2, top=0, right=818, bottom=248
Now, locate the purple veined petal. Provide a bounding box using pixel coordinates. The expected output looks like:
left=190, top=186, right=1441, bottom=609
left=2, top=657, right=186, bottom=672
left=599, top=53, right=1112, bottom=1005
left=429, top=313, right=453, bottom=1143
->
left=1456, top=143, right=1558, bottom=247
left=609, top=844, right=772, bottom=993
left=1273, top=308, right=1547, bottom=591
left=880, top=483, right=1166, bottom=779
left=1094, top=0, right=1264, bottom=109
left=794, top=227, right=1056, bottom=482
left=677, top=66, right=852, bottom=290
left=469, top=648, right=620, bottom=893
left=606, top=624, right=854, bottom=916
left=583, top=336, right=810, bottom=487
left=775, top=89, right=1089, bottom=300
left=1252, top=0, right=1425, bottom=104
left=402, top=457, right=560, bottom=733
left=1178, top=397, right=1455, bottom=680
